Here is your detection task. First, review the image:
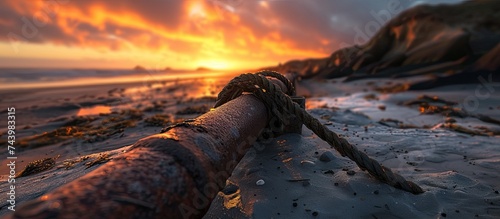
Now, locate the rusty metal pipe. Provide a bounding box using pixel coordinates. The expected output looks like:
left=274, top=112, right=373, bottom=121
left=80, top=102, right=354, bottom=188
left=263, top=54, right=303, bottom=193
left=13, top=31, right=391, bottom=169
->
left=8, top=94, right=270, bottom=219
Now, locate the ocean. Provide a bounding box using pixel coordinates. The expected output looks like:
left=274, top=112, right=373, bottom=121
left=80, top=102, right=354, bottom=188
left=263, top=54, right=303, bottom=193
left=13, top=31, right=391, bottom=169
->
left=0, top=68, right=232, bottom=90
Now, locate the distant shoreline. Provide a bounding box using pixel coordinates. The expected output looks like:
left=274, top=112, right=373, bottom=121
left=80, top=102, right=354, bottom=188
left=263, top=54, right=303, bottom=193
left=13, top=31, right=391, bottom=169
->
left=0, top=69, right=243, bottom=91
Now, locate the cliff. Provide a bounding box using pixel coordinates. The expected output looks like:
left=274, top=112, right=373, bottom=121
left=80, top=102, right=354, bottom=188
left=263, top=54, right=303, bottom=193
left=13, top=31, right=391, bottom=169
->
left=265, top=0, right=500, bottom=87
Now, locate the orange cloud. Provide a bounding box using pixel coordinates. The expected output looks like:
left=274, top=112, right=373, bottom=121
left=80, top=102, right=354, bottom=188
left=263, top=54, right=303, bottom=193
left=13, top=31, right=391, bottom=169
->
left=0, top=0, right=347, bottom=70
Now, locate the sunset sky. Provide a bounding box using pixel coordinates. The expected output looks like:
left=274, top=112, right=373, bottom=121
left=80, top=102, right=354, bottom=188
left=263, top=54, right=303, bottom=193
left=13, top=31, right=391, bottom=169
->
left=0, top=0, right=462, bottom=70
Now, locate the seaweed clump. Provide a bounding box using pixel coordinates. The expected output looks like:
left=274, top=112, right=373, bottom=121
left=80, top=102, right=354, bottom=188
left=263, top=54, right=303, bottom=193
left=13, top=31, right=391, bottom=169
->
left=144, top=114, right=173, bottom=127
left=17, top=157, right=58, bottom=178
left=60, top=155, right=89, bottom=170
left=84, top=153, right=111, bottom=168
left=403, top=95, right=466, bottom=117
left=17, top=109, right=142, bottom=148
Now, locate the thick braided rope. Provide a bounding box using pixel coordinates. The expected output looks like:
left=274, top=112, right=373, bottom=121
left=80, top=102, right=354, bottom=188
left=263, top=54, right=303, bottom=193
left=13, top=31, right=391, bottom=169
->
left=215, top=73, right=424, bottom=194
left=255, top=70, right=296, bottom=96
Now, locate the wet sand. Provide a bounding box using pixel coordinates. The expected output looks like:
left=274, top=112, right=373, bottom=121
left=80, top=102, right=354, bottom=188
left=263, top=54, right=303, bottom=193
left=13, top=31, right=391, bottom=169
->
left=0, top=74, right=499, bottom=218
left=206, top=77, right=500, bottom=218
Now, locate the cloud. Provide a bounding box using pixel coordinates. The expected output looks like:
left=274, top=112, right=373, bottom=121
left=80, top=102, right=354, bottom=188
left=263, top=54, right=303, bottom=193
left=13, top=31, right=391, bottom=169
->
left=0, top=0, right=465, bottom=69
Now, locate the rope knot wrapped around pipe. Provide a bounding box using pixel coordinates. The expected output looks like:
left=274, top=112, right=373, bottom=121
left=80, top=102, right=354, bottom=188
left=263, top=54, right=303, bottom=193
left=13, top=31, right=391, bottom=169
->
left=215, top=71, right=424, bottom=194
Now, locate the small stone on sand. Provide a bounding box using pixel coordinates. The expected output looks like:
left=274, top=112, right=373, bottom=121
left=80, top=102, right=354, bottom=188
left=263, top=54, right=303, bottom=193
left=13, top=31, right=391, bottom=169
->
left=256, top=179, right=265, bottom=186
left=319, top=151, right=335, bottom=162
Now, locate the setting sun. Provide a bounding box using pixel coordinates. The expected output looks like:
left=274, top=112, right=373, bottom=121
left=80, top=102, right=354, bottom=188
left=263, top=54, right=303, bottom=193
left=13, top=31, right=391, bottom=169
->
left=0, top=0, right=334, bottom=70
left=259, top=1, right=270, bottom=9
left=188, top=1, right=207, bottom=18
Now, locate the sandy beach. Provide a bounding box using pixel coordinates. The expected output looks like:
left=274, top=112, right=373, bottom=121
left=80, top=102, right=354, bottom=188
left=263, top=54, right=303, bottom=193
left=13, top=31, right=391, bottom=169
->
left=1, top=70, right=499, bottom=218
left=0, top=70, right=236, bottom=176
left=206, top=77, right=500, bottom=218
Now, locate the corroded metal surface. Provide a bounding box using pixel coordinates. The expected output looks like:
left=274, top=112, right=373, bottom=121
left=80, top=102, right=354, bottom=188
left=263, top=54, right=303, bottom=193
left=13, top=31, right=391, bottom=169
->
left=7, top=95, right=268, bottom=219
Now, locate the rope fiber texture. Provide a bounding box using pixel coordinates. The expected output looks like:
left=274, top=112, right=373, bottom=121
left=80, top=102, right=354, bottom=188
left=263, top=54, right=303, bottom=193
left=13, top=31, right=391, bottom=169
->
left=215, top=71, right=424, bottom=194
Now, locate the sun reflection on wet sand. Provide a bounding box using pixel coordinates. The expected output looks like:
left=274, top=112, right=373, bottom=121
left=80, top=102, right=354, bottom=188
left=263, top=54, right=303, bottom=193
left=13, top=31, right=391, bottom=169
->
left=77, top=105, right=111, bottom=116
left=122, top=74, right=234, bottom=103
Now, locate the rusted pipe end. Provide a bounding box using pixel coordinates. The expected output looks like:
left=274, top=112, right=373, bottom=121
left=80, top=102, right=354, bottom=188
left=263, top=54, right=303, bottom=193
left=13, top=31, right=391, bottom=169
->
left=8, top=95, right=269, bottom=219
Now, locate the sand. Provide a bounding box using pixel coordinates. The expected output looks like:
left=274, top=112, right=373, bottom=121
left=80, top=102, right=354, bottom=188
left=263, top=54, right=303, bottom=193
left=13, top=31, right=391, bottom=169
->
left=0, top=73, right=499, bottom=218
left=202, top=77, right=500, bottom=218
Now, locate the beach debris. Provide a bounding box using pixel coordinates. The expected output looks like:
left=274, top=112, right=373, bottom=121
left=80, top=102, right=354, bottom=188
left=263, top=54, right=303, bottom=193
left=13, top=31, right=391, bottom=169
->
left=144, top=100, right=167, bottom=112
left=60, top=155, right=90, bottom=170
left=144, top=114, right=173, bottom=127
left=443, top=123, right=492, bottom=136
left=17, top=108, right=144, bottom=148
left=17, top=126, right=85, bottom=148
left=300, top=160, right=315, bottom=166
left=84, top=120, right=135, bottom=143
left=17, top=157, right=58, bottom=178
left=419, top=104, right=465, bottom=117
left=404, top=95, right=457, bottom=106
left=476, top=114, right=500, bottom=126
left=256, top=179, right=265, bottom=186
left=346, top=170, right=356, bottom=176
left=63, top=115, right=98, bottom=126
left=403, top=95, right=466, bottom=117
left=375, top=83, right=410, bottom=93
left=318, top=151, right=335, bottom=162
left=85, top=153, right=111, bottom=169
left=363, top=93, right=379, bottom=101
left=397, top=95, right=500, bottom=135
left=119, top=109, right=144, bottom=120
